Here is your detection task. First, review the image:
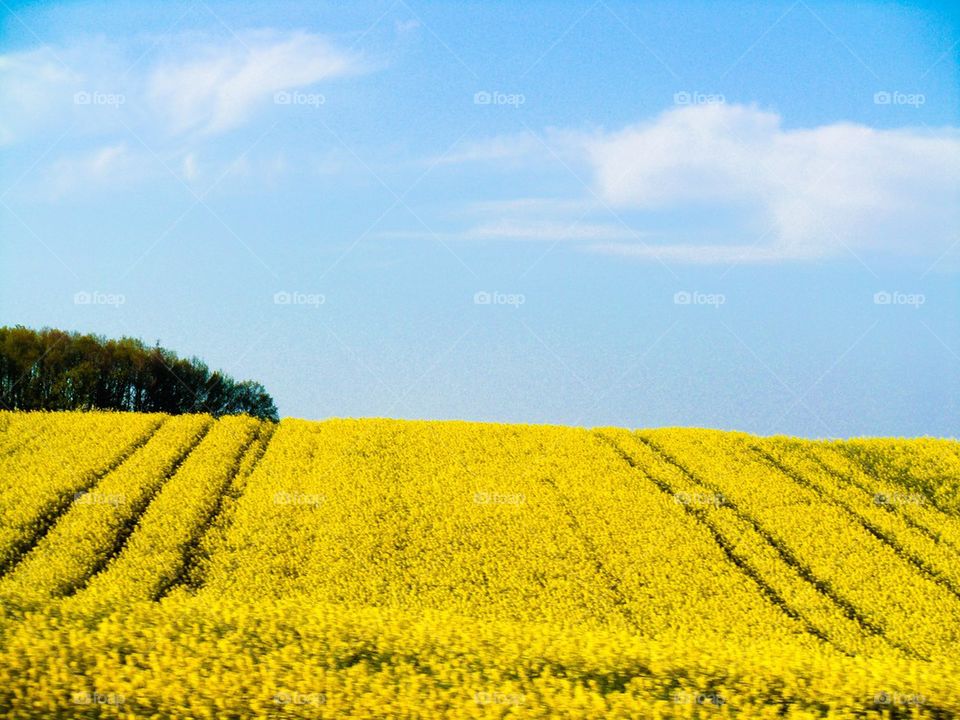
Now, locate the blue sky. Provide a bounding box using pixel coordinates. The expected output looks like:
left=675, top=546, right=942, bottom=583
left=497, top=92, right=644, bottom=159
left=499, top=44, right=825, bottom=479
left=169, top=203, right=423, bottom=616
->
left=1, top=0, right=958, bottom=436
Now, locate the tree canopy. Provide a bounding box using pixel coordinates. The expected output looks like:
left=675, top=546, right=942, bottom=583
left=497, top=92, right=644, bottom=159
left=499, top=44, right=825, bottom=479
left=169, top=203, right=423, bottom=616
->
left=0, top=326, right=278, bottom=421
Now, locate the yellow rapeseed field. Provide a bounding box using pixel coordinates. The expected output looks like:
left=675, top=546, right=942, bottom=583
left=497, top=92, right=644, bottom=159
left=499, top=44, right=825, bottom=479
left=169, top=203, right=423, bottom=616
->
left=0, top=411, right=958, bottom=718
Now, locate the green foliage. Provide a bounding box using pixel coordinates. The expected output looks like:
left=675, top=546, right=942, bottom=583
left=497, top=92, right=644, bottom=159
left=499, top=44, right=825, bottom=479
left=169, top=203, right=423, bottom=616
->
left=0, top=326, right=278, bottom=421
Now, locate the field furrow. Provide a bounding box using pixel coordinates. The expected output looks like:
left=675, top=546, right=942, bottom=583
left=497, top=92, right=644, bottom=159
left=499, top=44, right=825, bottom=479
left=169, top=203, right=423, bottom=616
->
left=641, top=428, right=960, bottom=660
left=70, top=415, right=261, bottom=607
left=200, top=420, right=629, bottom=629
left=0, top=415, right=212, bottom=609
left=753, top=440, right=960, bottom=599
left=837, top=438, right=960, bottom=517
left=0, top=413, right=164, bottom=577
left=1, top=413, right=958, bottom=717
left=599, top=429, right=896, bottom=657
left=639, top=435, right=898, bottom=640
left=814, top=444, right=960, bottom=552
left=180, top=420, right=277, bottom=591
left=540, top=474, right=645, bottom=633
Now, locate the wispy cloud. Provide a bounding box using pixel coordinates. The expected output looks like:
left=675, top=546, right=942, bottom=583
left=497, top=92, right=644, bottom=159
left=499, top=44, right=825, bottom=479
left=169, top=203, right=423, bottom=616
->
left=407, top=103, right=960, bottom=264
left=461, top=198, right=594, bottom=216
left=148, top=30, right=365, bottom=135
left=0, top=45, right=82, bottom=145
left=581, top=103, right=960, bottom=262
left=382, top=220, right=639, bottom=243
left=44, top=143, right=147, bottom=198
left=429, top=132, right=548, bottom=166
left=586, top=242, right=823, bottom=264
left=0, top=29, right=368, bottom=144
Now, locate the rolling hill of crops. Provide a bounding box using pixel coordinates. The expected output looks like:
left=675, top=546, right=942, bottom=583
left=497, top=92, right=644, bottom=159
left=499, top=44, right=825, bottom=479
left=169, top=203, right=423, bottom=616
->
left=1, top=411, right=958, bottom=718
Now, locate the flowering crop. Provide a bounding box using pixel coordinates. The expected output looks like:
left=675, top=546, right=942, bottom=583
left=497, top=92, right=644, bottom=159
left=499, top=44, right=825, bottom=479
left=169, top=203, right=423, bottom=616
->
left=0, top=411, right=162, bottom=575
left=0, top=412, right=958, bottom=718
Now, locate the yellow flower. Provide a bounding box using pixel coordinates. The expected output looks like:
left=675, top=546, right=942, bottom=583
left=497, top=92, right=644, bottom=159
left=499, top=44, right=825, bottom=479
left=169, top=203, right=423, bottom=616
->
left=0, top=412, right=957, bottom=717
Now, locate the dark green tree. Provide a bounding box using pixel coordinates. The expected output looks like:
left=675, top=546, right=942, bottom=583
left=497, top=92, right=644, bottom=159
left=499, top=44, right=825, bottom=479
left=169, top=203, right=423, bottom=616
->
left=0, top=326, right=279, bottom=421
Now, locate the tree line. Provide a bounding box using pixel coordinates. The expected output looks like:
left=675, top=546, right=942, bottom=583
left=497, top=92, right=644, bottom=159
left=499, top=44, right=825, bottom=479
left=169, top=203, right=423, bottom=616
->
left=0, top=326, right=278, bottom=421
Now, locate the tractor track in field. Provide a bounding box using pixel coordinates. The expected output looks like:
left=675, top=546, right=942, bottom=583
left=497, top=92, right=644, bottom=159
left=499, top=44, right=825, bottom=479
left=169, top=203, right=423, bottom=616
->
left=594, top=432, right=845, bottom=654
left=0, top=433, right=46, bottom=462
left=172, top=421, right=277, bottom=594
left=0, top=418, right=167, bottom=581
left=617, top=433, right=925, bottom=660
left=750, top=445, right=960, bottom=602
left=539, top=474, right=643, bottom=635
left=61, top=420, right=214, bottom=598
left=836, top=445, right=959, bottom=520
left=154, top=424, right=266, bottom=600
left=814, top=447, right=960, bottom=556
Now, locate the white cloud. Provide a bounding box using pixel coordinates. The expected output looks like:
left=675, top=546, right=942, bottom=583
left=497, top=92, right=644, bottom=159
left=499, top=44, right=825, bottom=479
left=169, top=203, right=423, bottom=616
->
left=581, top=103, right=960, bottom=262
left=463, top=220, right=639, bottom=242
left=1, top=30, right=371, bottom=199
left=148, top=30, right=364, bottom=135
left=0, top=30, right=367, bottom=144
left=32, top=143, right=293, bottom=200
left=462, top=197, right=594, bottom=216
left=586, top=242, right=823, bottom=264
left=0, top=46, right=81, bottom=145
left=88, top=144, right=126, bottom=174
left=45, top=143, right=150, bottom=198
left=431, top=132, right=547, bottom=166
left=379, top=221, right=639, bottom=243
left=182, top=152, right=199, bottom=182
left=416, top=104, right=959, bottom=263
